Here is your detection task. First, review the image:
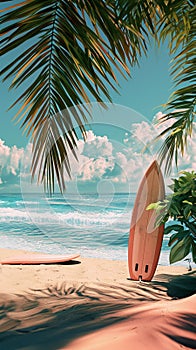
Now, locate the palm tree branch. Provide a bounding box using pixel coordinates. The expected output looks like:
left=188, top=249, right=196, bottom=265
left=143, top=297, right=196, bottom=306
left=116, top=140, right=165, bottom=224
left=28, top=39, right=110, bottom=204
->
left=1, top=0, right=135, bottom=192
left=2, top=0, right=195, bottom=190
left=155, top=1, right=196, bottom=172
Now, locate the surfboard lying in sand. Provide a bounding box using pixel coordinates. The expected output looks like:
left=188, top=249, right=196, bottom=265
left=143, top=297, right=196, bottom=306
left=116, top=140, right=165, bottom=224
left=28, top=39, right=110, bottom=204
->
left=0, top=253, right=80, bottom=265
left=128, top=160, right=165, bottom=281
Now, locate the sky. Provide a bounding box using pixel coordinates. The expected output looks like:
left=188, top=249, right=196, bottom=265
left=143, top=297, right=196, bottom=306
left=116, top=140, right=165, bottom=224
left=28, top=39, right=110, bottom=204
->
left=0, top=39, right=172, bottom=148
left=0, top=2, right=194, bottom=194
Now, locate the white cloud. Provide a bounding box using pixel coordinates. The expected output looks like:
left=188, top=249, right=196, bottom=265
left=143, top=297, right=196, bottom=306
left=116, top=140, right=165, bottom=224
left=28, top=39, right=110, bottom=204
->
left=177, top=127, right=196, bottom=172
left=0, top=139, right=10, bottom=168
left=0, top=115, right=195, bottom=192
left=66, top=129, right=155, bottom=190
left=132, top=121, right=156, bottom=144
left=78, top=156, right=114, bottom=181
left=0, top=139, right=25, bottom=182
left=115, top=152, right=127, bottom=168
left=66, top=131, right=115, bottom=182
left=152, top=112, right=196, bottom=173
left=81, top=130, right=113, bottom=158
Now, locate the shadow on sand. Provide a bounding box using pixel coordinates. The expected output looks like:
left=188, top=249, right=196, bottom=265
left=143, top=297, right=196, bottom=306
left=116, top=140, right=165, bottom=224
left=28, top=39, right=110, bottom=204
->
left=152, top=270, right=196, bottom=299
left=0, top=271, right=195, bottom=350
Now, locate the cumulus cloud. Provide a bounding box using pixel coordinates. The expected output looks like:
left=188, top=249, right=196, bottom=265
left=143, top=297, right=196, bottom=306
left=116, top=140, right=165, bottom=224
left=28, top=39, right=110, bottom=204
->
left=1, top=114, right=195, bottom=193
left=65, top=128, right=155, bottom=191
left=71, top=131, right=114, bottom=181
left=0, top=139, right=25, bottom=185
left=82, top=131, right=113, bottom=158
left=0, top=139, right=11, bottom=167
left=152, top=112, right=196, bottom=173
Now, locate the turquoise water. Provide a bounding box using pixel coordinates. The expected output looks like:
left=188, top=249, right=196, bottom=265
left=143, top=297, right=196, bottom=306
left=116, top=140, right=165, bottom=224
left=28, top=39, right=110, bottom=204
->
left=0, top=193, right=190, bottom=266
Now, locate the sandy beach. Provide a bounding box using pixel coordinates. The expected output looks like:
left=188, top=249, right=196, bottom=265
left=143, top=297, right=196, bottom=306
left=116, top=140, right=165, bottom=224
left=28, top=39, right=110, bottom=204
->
left=0, top=248, right=195, bottom=350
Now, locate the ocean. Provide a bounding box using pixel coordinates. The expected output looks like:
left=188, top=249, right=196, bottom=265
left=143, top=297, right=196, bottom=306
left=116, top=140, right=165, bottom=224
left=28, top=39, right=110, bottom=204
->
left=0, top=192, right=191, bottom=266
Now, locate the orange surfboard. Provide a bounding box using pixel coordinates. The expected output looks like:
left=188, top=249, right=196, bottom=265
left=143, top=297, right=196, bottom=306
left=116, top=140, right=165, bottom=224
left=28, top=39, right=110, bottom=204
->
left=0, top=253, right=80, bottom=265
left=128, top=161, right=165, bottom=281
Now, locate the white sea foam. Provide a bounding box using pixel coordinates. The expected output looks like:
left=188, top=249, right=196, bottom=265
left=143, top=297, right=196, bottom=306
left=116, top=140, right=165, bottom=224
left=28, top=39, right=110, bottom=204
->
left=0, top=230, right=195, bottom=268
left=45, top=201, right=69, bottom=206
left=57, top=210, right=130, bottom=227
left=16, top=200, right=40, bottom=205
left=1, top=194, right=194, bottom=268
left=0, top=232, right=78, bottom=256
left=0, top=204, right=130, bottom=228
left=0, top=207, right=29, bottom=220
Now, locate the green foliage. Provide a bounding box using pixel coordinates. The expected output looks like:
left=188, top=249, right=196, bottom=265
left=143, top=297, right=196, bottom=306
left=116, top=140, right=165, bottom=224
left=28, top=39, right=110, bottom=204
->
left=148, top=171, right=196, bottom=264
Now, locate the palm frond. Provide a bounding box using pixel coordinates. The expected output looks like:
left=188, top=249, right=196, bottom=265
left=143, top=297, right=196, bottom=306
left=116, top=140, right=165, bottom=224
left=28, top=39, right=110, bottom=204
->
left=1, top=0, right=195, bottom=189
left=116, top=0, right=160, bottom=60
left=155, top=1, right=196, bottom=173
left=0, top=0, right=135, bottom=192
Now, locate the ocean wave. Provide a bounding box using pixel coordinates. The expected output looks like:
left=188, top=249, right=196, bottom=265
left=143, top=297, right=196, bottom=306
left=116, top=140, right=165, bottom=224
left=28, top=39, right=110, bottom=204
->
left=0, top=231, right=180, bottom=265
left=0, top=200, right=9, bottom=205
left=45, top=201, right=69, bottom=206
left=16, top=200, right=40, bottom=205
left=47, top=200, right=126, bottom=210
left=56, top=210, right=130, bottom=227
left=0, top=208, right=29, bottom=220
left=0, top=204, right=131, bottom=227
left=0, top=232, right=78, bottom=256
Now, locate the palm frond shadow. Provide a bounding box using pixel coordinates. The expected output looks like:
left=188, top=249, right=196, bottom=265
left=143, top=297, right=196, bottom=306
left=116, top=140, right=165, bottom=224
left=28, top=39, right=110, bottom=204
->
left=0, top=273, right=195, bottom=350
left=151, top=271, right=196, bottom=299
left=163, top=313, right=196, bottom=349
left=0, top=281, right=165, bottom=349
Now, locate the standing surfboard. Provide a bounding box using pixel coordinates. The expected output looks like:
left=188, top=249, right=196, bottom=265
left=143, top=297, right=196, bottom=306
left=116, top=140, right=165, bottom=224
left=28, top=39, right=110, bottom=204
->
left=128, top=160, right=165, bottom=281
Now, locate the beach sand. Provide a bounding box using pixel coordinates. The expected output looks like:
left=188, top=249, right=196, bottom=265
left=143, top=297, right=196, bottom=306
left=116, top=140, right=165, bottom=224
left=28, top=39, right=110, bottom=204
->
left=0, top=248, right=195, bottom=350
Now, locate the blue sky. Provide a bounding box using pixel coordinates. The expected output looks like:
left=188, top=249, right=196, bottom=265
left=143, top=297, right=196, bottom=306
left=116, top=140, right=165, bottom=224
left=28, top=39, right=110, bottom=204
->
left=1, top=3, right=194, bottom=193
left=0, top=39, right=172, bottom=148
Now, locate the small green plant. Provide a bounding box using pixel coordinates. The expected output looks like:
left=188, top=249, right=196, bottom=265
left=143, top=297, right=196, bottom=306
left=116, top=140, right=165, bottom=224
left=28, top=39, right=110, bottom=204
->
left=148, top=171, right=196, bottom=264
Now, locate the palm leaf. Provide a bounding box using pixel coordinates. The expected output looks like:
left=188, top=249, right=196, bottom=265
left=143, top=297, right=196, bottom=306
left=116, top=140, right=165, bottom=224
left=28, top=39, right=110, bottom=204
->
left=155, top=1, right=196, bottom=173
left=0, top=0, right=135, bottom=192
left=1, top=0, right=195, bottom=190
left=1, top=0, right=165, bottom=193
